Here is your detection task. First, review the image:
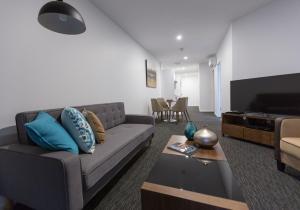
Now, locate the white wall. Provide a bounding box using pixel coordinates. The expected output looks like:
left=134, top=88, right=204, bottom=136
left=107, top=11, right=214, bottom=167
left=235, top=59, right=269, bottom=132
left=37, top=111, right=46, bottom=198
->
left=175, top=71, right=200, bottom=106
left=216, top=0, right=300, bottom=113
left=214, top=64, right=222, bottom=117
left=216, top=26, right=233, bottom=113
left=0, top=0, right=161, bottom=128
left=232, top=0, right=300, bottom=80
left=199, top=64, right=214, bottom=112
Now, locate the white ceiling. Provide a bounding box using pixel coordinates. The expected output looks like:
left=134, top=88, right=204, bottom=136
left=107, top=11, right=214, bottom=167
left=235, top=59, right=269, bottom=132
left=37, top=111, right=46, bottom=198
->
left=91, top=0, right=274, bottom=67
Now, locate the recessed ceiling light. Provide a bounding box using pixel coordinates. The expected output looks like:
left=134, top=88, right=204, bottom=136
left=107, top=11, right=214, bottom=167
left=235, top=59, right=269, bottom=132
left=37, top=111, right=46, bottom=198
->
left=183, top=56, right=188, bottom=60
left=176, top=34, right=183, bottom=41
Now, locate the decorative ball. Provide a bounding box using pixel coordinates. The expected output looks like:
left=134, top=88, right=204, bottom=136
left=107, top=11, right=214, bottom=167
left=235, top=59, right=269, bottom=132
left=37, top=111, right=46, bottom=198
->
left=193, top=127, right=218, bottom=148
left=184, top=121, right=197, bottom=140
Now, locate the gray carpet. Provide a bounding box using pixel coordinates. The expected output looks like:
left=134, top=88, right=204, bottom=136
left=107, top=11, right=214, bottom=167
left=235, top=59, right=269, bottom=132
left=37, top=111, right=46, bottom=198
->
left=90, top=107, right=300, bottom=210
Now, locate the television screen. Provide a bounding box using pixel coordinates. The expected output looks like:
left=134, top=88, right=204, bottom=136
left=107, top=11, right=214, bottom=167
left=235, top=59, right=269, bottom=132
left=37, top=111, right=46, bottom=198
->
left=230, top=73, right=300, bottom=115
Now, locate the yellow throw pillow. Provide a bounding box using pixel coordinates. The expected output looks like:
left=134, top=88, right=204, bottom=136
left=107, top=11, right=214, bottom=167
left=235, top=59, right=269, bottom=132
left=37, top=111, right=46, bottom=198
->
left=82, top=109, right=105, bottom=144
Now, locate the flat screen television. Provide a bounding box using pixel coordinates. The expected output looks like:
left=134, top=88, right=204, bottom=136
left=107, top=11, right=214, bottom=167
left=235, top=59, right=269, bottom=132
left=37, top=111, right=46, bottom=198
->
left=230, top=73, right=300, bottom=115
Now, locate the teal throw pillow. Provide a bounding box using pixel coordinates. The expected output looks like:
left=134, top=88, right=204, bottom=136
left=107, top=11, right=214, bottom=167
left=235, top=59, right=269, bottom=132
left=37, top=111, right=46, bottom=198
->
left=25, top=112, right=79, bottom=154
left=61, top=107, right=95, bottom=154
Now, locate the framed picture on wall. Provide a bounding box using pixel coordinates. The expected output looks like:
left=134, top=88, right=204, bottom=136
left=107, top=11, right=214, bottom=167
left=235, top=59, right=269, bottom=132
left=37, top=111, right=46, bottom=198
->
left=145, top=59, right=157, bottom=88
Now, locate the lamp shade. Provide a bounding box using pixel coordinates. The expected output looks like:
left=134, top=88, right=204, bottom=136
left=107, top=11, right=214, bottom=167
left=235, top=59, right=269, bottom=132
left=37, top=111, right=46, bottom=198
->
left=38, top=0, right=86, bottom=35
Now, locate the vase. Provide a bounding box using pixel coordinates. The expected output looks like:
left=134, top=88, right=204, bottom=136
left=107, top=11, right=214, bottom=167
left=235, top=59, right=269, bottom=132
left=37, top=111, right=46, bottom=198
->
left=184, top=121, right=197, bottom=140
left=193, top=127, right=218, bottom=148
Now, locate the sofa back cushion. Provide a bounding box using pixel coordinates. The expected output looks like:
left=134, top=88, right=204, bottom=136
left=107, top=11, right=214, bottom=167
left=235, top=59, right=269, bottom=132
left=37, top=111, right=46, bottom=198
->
left=16, top=102, right=125, bottom=145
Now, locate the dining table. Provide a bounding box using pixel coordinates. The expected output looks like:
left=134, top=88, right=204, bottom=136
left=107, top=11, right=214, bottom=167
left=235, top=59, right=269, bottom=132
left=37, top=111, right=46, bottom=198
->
left=165, top=99, right=177, bottom=123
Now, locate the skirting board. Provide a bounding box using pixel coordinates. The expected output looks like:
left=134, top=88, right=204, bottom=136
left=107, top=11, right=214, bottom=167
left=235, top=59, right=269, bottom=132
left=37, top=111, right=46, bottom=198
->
left=198, top=108, right=214, bottom=113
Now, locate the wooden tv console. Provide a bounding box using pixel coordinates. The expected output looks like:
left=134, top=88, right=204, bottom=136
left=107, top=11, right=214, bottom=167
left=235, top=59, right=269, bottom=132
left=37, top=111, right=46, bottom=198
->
left=222, top=112, right=278, bottom=147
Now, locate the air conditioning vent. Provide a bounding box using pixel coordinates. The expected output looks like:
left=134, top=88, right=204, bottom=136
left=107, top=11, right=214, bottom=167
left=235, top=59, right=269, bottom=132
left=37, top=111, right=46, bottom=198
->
left=208, top=56, right=217, bottom=68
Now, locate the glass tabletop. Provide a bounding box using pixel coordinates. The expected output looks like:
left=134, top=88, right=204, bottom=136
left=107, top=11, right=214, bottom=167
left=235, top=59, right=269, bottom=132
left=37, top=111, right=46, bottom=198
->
left=146, top=153, right=245, bottom=202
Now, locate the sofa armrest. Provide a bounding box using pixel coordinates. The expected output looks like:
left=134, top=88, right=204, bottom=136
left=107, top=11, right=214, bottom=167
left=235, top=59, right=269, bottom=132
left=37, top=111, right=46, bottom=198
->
left=274, top=117, right=300, bottom=160
left=125, top=114, right=155, bottom=126
left=0, top=126, right=18, bottom=146
left=0, top=144, right=83, bottom=210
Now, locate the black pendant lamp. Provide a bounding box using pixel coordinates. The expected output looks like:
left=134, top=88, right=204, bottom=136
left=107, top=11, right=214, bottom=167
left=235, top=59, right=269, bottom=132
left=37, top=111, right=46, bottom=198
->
left=38, top=0, right=86, bottom=35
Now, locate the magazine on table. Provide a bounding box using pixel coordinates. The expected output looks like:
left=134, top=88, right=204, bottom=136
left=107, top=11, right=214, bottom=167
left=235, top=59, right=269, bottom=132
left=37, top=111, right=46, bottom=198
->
left=168, top=142, right=197, bottom=155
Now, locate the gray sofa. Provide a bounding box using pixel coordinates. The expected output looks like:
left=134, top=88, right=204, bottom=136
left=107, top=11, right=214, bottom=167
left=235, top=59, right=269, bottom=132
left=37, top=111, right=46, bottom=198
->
left=0, top=102, right=154, bottom=210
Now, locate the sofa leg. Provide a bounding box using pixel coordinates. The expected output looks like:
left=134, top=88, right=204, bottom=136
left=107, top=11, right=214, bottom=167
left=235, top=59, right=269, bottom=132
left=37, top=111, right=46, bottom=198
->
left=277, top=161, right=286, bottom=172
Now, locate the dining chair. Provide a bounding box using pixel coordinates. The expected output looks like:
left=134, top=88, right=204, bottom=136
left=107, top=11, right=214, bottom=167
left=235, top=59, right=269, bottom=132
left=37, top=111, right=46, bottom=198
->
left=151, top=98, right=166, bottom=121
left=183, top=97, right=191, bottom=121
left=171, top=97, right=189, bottom=122
left=157, top=98, right=170, bottom=119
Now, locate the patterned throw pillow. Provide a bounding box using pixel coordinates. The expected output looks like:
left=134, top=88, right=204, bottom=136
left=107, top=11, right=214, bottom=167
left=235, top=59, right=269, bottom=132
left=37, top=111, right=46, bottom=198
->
left=82, top=109, right=105, bottom=144
left=61, top=107, right=95, bottom=154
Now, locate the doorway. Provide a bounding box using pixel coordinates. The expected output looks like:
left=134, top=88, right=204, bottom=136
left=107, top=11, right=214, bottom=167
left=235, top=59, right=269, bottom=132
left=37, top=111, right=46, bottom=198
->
left=175, top=71, right=200, bottom=106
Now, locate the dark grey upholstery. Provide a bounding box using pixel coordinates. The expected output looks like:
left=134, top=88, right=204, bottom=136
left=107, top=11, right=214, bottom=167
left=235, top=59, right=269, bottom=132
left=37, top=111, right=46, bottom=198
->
left=125, top=114, right=155, bottom=125
left=16, top=102, right=126, bottom=145
left=0, top=126, right=18, bottom=146
left=83, top=136, right=152, bottom=204
left=0, top=102, right=154, bottom=210
left=80, top=124, right=154, bottom=189
left=0, top=145, right=83, bottom=210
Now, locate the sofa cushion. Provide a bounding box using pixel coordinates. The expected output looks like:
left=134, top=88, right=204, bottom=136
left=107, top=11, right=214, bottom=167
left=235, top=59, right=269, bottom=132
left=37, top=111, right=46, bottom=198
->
left=83, top=103, right=126, bottom=130
left=80, top=124, right=154, bottom=189
left=281, top=137, right=300, bottom=159
left=281, top=119, right=300, bottom=138
left=25, top=112, right=79, bottom=154
left=61, top=107, right=96, bottom=154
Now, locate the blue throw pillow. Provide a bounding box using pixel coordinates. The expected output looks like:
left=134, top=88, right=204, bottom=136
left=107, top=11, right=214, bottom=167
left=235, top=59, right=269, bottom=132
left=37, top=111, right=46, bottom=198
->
left=61, top=107, right=95, bottom=154
left=25, top=112, right=79, bottom=154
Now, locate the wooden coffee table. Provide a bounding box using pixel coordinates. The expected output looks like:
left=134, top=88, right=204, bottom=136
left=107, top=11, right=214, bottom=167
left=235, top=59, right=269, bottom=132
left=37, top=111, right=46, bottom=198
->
left=163, top=135, right=227, bottom=160
left=141, top=135, right=249, bottom=210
